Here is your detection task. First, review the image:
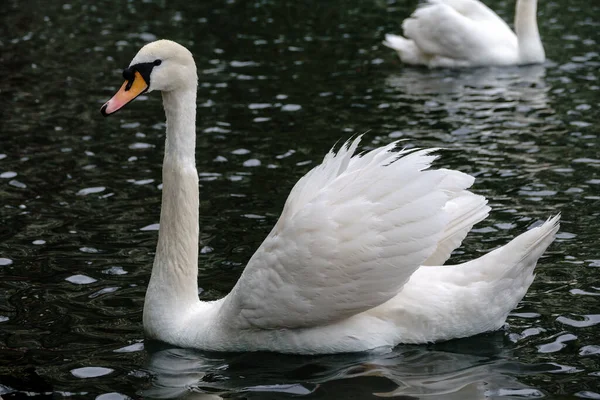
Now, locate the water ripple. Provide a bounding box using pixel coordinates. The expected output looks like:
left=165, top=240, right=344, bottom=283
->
left=0, top=0, right=599, bottom=398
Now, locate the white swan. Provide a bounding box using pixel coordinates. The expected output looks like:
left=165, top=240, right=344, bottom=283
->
left=101, top=40, right=559, bottom=354
left=383, top=0, right=545, bottom=68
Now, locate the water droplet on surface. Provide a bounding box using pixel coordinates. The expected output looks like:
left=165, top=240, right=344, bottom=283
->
left=230, top=60, right=259, bottom=67
left=89, top=287, right=119, bottom=298
left=79, top=247, right=99, bottom=253
left=0, top=171, right=17, bottom=178
left=570, top=121, right=591, bottom=128
left=557, top=314, right=600, bottom=328
left=248, top=103, right=272, bottom=109
left=66, top=275, right=97, bottom=285
left=574, top=391, right=600, bottom=399
left=203, top=126, right=231, bottom=133
left=77, top=187, right=105, bottom=196
left=139, top=32, right=157, bottom=42
left=120, top=122, right=140, bottom=129
left=276, top=150, right=295, bottom=159
left=128, top=142, right=153, bottom=150
left=231, top=148, right=250, bottom=155
left=243, top=214, right=265, bottom=219
left=133, top=179, right=154, bottom=185
left=570, top=288, right=600, bottom=296
left=9, top=180, right=26, bottom=189
left=579, top=345, right=600, bottom=356
left=102, top=266, right=128, bottom=275
left=537, top=333, right=578, bottom=353
left=573, top=158, right=600, bottom=164
left=511, top=312, right=541, bottom=319
left=140, top=223, right=160, bottom=231
left=281, top=104, right=302, bottom=112
left=587, top=260, right=600, bottom=267
left=113, top=342, right=144, bottom=353
left=71, top=366, right=114, bottom=378
left=556, top=232, right=577, bottom=240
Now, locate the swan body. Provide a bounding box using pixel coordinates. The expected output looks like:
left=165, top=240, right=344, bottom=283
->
left=101, top=40, right=559, bottom=354
left=383, top=0, right=545, bottom=68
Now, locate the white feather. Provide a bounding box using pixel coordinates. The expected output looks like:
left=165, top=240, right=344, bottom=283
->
left=221, top=139, right=465, bottom=329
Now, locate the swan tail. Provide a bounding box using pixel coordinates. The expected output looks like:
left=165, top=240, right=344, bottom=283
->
left=458, top=214, right=560, bottom=330
left=387, top=215, right=560, bottom=343
left=382, top=34, right=428, bottom=65
left=491, top=214, right=560, bottom=279
left=452, top=214, right=560, bottom=304
left=423, top=190, right=490, bottom=266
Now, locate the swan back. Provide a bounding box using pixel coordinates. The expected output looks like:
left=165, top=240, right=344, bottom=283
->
left=426, top=0, right=509, bottom=25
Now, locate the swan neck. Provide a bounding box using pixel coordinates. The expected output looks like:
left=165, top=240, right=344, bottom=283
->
left=163, top=89, right=197, bottom=162
left=515, top=0, right=545, bottom=64
left=144, top=87, right=200, bottom=330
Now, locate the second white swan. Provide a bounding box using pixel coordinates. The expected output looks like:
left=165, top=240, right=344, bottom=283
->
left=383, top=0, right=545, bottom=67
left=101, top=40, right=558, bottom=354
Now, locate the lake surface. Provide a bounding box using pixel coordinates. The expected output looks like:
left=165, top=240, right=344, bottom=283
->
left=1, top=0, right=599, bottom=398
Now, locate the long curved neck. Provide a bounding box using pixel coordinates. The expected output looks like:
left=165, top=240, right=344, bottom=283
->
left=144, top=87, right=200, bottom=334
left=515, top=0, right=545, bottom=64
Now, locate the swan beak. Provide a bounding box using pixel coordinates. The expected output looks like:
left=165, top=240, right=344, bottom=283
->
left=101, top=71, right=148, bottom=116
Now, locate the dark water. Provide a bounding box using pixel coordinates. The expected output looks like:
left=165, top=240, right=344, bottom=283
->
left=1, top=0, right=599, bottom=398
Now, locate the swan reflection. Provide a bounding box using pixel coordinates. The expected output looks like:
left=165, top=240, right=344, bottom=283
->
left=386, top=64, right=548, bottom=100
left=143, top=334, right=551, bottom=399
left=383, top=65, right=560, bottom=174
left=385, top=65, right=553, bottom=136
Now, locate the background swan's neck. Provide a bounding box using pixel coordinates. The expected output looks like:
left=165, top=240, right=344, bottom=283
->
left=514, top=0, right=545, bottom=64
left=144, top=87, right=200, bottom=334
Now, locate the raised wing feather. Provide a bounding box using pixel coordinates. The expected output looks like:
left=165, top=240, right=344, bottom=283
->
left=220, top=138, right=480, bottom=329
left=423, top=188, right=490, bottom=265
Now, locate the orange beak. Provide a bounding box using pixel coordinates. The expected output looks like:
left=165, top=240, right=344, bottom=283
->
left=101, top=71, right=149, bottom=116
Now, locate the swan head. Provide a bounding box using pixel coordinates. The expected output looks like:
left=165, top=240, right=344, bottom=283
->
left=101, top=40, right=197, bottom=116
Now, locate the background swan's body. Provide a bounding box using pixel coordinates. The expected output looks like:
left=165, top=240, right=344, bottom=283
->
left=383, top=0, right=545, bottom=68
left=102, top=40, right=558, bottom=354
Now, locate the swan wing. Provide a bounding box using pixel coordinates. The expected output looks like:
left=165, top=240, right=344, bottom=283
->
left=402, top=0, right=516, bottom=60
left=220, top=138, right=479, bottom=329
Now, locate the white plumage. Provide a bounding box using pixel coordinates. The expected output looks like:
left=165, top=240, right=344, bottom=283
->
left=101, top=40, right=559, bottom=354
left=383, top=0, right=545, bottom=68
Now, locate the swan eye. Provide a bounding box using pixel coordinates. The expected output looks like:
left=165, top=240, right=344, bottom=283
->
left=154, top=59, right=162, bottom=66
left=122, top=68, right=134, bottom=81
